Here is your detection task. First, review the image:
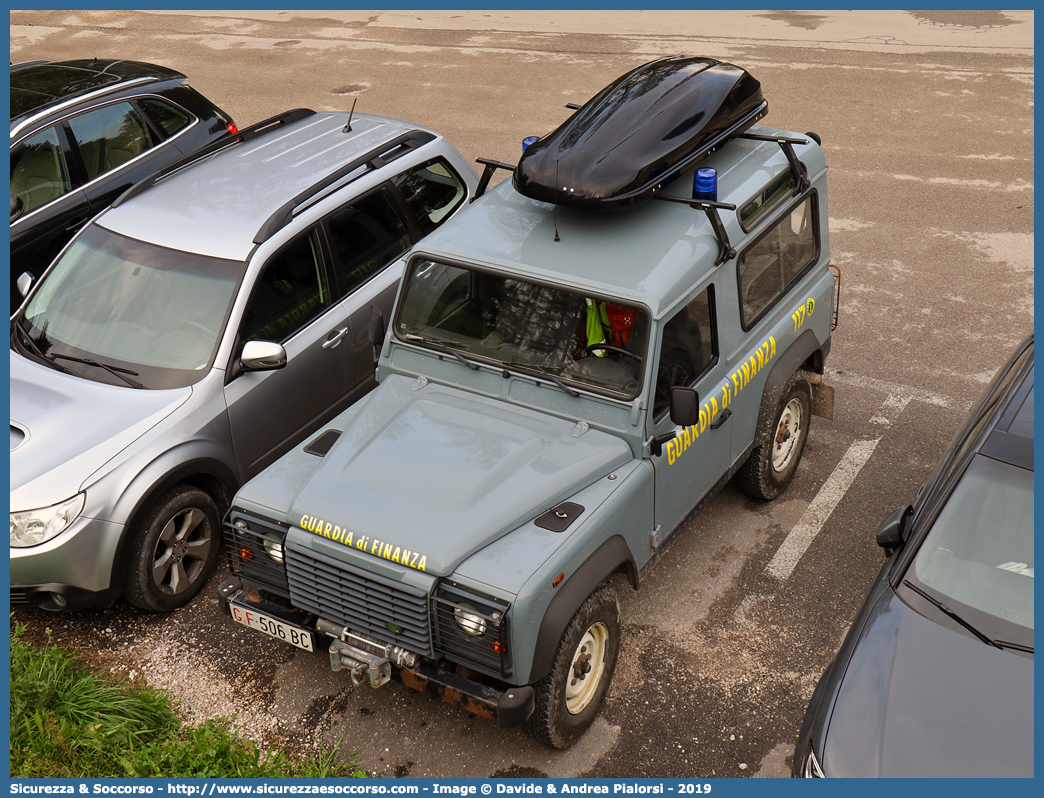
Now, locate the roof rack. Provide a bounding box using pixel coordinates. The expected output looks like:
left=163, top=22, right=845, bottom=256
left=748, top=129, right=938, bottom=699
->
left=111, top=108, right=317, bottom=209
left=252, top=129, right=436, bottom=244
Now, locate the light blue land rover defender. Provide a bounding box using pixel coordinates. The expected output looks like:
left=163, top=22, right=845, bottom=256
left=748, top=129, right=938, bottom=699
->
left=218, top=57, right=839, bottom=749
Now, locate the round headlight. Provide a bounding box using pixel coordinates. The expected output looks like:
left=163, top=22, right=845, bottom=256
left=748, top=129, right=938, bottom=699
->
left=263, top=536, right=284, bottom=564
left=454, top=603, right=487, bottom=637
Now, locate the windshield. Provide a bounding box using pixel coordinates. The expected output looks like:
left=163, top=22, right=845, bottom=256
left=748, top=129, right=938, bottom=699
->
left=910, top=454, right=1033, bottom=640
left=396, top=259, right=647, bottom=398
left=15, top=225, right=245, bottom=389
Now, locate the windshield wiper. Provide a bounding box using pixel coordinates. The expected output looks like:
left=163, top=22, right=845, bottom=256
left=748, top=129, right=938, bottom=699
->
left=15, top=325, right=76, bottom=375
left=508, top=364, right=580, bottom=398
left=403, top=334, right=480, bottom=370
left=903, top=580, right=1002, bottom=649
left=50, top=353, right=144, bottom=389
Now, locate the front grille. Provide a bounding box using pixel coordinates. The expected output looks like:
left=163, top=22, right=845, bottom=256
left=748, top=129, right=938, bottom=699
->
left=224, top=512, right=291, bottom=597
left=285, top=539, right=432, bottom=656
left=433, top=581, right=511, bottom=676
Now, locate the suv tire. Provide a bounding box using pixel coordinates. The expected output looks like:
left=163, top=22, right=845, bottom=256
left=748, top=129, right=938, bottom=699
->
left=524, top=582, right=621, bottom=749
left=737, top=370, right=812, bottom=500
left=124, top=485, right=220, bottom=612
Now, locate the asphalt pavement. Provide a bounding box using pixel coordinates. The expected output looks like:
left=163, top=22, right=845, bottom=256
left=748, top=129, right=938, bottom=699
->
left=9, top=9, right=1034, bottom=779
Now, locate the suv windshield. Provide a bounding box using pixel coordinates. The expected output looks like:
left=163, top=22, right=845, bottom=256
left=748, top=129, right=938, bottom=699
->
left=15, top=225, right=245, bottom=389
left=910, top=453, right=1034, bottom=643
left=395, top=259, right=647, bottom=398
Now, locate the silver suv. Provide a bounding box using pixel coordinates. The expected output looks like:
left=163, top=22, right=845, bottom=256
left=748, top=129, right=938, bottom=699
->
left=10, top=108, right=478, bottom=612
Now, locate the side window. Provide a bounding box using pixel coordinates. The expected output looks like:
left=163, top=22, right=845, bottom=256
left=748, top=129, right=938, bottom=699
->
left=393, top=158, right=467, bottom=234
left=654, top=285, right=717, bottom=418
left=10, top=127, right=71, bottom=214
left=326, top=187, right=411, bottom=300
left=737, top=195, right=818, bottom=328
left=137, top=97, right=193, bottom=138
left=241, top=230, right=329, bottom=343
left=66, top=102, right=154, bottom=181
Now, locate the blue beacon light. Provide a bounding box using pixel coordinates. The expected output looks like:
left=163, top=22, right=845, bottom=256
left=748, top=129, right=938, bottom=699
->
left=693, top=167, right=717, bottom=202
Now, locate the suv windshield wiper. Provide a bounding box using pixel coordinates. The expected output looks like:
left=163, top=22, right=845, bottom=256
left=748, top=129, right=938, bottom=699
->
left=504, top=363, right=580, bottom=398
left=903, top=580, right=1002, bottom=649
left=403, top=334, right=479, bottom=370
left=50, top=353, right=144, bottom=389
left=15, top=324, right=76, bottom=376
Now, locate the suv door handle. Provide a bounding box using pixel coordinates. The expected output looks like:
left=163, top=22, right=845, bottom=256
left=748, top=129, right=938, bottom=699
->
left=710, top=407, right=732, bottom=429
left=322, top=326, right=350, bottom=350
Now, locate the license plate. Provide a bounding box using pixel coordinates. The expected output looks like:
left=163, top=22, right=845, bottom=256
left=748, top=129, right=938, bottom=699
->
left=229, top=602, right=315, bottom=652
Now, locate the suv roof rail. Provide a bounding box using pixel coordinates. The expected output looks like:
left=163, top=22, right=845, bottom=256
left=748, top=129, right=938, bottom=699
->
left=253, top=128, right=436, bottom=244
left=10, top=59, right=50, bottom=71
left=111, top=108, right=317, bottom=209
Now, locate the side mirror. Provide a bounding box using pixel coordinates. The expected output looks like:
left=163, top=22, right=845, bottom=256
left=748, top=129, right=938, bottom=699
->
left=240, top=340, right=287, bottom=371
left=369, top=305, right=386, bottom=366
left=876, top=505, right=914, bottom=552
left=16, top=272, right=33, bottom=298
left=669, top=386, right=700, bottom=427
left=11, top=194, right=25, bottom=222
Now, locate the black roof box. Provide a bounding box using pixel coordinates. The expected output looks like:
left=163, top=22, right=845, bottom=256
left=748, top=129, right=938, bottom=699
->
left=513, top=56, right=767, bottom=211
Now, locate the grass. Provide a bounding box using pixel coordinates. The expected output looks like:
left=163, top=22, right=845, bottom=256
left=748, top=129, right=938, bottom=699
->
left=10, top=623, right=365, bottom=778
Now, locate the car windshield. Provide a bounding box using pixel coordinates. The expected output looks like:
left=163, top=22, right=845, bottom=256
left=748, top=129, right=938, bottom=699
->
left=911, top=453, right=1034, bottom=638
left=15, top=225, right=245, bottom=389
left=395, top=259, right=647, bottom=399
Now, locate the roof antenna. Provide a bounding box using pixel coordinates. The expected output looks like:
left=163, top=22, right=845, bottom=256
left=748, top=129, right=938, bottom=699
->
left=342, top=97, right=357, bottom=133
left=553, top=159, right=561, bottom=242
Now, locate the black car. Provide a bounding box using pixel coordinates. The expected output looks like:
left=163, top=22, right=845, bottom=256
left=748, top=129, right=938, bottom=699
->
left=794, top=335, right=1034, bottom=777
left=9, top=58, right=236, bottom=313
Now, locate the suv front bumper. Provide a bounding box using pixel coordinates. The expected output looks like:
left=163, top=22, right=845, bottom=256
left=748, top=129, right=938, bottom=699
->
left=218, top=577, right=535, bottom=728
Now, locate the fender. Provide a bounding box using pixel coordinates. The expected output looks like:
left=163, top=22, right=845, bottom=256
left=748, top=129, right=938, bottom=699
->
left=528, top=534, right=636, bottom=683
left=754, top=328, right=824, bottom=440
left=103, top=445, right=240, bottom=588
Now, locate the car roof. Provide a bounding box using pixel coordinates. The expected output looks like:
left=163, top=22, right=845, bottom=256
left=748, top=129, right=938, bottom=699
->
left=96, top=112, right=429, bottom=261
left=413, top=124, right=828, bottom=319
left=10, top=59, right=184, bottom=127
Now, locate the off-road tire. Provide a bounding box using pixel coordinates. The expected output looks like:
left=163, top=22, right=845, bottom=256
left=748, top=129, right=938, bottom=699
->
left=524, top=582, right=622, bottom=749
left=124, top=485, right=221, bottom=612
left=736, top=370, right=812, bottom=501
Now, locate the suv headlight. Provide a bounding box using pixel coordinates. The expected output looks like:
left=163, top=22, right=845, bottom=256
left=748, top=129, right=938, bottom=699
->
left=10, top=493, right=86, bottom=548
left=802, top=743, right=825, bottom=778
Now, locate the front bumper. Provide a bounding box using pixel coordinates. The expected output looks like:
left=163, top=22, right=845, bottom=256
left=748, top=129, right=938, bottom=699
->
left=217, top=577, right=535, bottom=728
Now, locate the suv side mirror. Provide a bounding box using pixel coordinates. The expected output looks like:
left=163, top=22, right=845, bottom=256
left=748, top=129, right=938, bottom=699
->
left=876, top=505, right=914, bottom=552
left=669, top=386, right=700, bottom=427
left=240, top=340, right=287, bottom=371
left=11, top=194, right=24, bottom=222
left=369, top=305, right=386, bottom=366
left=16, top=272, right=33, bottom=298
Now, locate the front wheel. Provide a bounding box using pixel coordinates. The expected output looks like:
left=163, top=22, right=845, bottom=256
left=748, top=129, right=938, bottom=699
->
left=736, top=370, right=812, bottom=500
left=524, top=582, right=621, bottom=749
left=124, top=485, right=221, bottom=612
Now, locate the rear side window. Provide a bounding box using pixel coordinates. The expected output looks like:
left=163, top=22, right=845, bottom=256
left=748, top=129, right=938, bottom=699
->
left=740, top=169, right=797, bottom=231
left=67, top=102, right=154, bottom=180
left=737, top=194, right=818, bottom=329
left=393, top=158, right=467, bottom=234
left=137, top=97, right=193, bottom=137
left=10, top=126, right=71, bottom=214
left=326, top=187, right=411, bottom=299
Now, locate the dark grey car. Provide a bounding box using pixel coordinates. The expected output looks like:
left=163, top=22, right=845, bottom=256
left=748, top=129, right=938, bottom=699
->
left=10, top=108, right=478, bottom=613
left=794, top=334, right=1034, bottom=777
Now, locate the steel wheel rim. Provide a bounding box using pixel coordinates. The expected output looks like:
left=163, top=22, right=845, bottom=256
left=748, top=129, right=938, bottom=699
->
left=152, top=507, right=212, bottom=595
left=565, top=622, right=609, bottom=714
left=772, top=397, right=804, bottom=472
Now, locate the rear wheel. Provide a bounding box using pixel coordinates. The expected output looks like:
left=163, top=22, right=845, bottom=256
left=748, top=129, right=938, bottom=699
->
left=524, top=583, right=621, bottom=749
left=736, top=370, right=812, bottom=500
left=124, top=485, right=221, bottom=612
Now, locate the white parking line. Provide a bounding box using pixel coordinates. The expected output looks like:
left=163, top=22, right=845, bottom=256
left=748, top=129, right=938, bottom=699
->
left=763, top=392, right=912, bottom=581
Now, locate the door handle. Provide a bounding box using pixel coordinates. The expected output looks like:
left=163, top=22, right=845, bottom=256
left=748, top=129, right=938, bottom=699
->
left=322, top=326, right=350, bottom=350
left=710, top=407, right=732, bottom=430
left=65, top=219, right=89, bottom=233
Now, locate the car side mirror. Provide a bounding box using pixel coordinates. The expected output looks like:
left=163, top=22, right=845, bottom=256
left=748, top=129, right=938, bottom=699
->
left=16, top=272, right=33, bottom=299
left=11, top=194, right=24, bottom=222
left=876, top=505, right=914, bottom=552
left=240, top=340, right=287, bottom=371
left=669, top=386, right=700, bottom=427
left=369, top=305, right=386, bottom=366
